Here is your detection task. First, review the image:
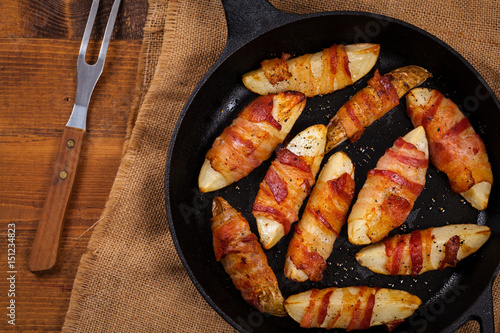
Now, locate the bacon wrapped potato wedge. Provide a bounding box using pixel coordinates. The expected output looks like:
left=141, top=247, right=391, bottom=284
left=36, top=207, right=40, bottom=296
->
left=211, top=197, right=286, bottom=316
left=284, top=152, right=355, bottom=282
left=348, top=126, right=429, bottom=245
left=253, top=124, right=327, bottom=249
left=406, top=88, right=493, bottom=210
left=243, top=44, right=380, bottom=97
left=199, top=91, right=306, bottom=193
left=326, top=65, right=431, bottom=152
left=285, top=286, right=421, bottom=330
left=356, top=224, right=491, bottom=276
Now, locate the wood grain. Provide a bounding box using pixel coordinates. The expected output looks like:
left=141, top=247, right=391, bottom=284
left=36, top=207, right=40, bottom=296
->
left=29, top=126, right=86, bottom=273
left=0, top=0, right=147, bottom=330
left=0, top=0, right=148, bottom=39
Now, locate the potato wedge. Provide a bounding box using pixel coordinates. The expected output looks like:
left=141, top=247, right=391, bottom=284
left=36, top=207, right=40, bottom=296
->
left=211, top=197, right=286, bottom=316
left=326, top=65, right=431, bottom=152
left=253, top=124, right=327, bottom=249
left=242, top=44, right=380, bottom=97
left=348, top=126, right=429, bottom=245
left=284, top=152, right=355, bottom=282
left=285, top=286, right=421, bottom=330
left=406, top=88, right=493, bottom=210
left=199, top=91, right=306, bottom=193
left=356, top=224, right=491, bottom=275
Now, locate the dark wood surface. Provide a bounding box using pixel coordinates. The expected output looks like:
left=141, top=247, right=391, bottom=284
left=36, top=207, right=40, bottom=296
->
left=0, top=0, right=148, bottom=331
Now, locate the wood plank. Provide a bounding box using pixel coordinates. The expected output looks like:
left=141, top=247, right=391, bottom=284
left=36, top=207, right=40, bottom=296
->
left=0, top=35, right=142, bottom=329
left=0, top=0, right=148, bottom=39
left=0, top=38, right=141, bottom=136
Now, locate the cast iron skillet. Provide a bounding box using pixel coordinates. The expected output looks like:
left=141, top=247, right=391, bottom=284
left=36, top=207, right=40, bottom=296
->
left=165, top=1, right=500, bottom=332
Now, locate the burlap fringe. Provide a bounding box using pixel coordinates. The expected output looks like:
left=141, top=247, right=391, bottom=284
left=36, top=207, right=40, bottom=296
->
left=62, top=1, right=181, bottom=331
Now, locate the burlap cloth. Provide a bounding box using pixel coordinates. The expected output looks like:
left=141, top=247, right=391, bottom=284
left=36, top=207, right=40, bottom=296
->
left=62, top=0, right=500, bottom=332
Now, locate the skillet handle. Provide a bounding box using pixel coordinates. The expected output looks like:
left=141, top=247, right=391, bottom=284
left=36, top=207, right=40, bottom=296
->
left=474, top=283, right=495, bottom=333
left=460, top=280, right=496, bottom=333
left=220, top=0, right=299, bottom=57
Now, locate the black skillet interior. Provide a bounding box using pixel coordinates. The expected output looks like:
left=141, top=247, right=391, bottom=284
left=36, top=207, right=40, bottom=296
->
left=165, top=8, right=500, bottom=333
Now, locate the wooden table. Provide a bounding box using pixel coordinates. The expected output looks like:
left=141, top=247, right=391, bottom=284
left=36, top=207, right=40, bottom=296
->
left=0, top=0, right=148, bottom=331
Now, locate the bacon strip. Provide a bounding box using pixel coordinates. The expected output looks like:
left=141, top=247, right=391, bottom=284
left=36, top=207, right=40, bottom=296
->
left=308, top=208, right=337, bottom=234
left=369, top=169, right=424, bottom=196
left=276, top=145, right=311, bottom=172
left=211, top=198, right=285, bottom=316
left=386, top=319, right=405, bottom=332
left=288, top=286, right=420, bottom=330
left=409, top=230, right=423, bottom=276
left=317, top=290, right=334, bottom=326
left=372, top=227, right=466, bottom=275
left=359, top=293, right=376, bottom=330
left=328, top=44, right=353, bottom=91
left=288, top=229, right=328, bottom=282
left=407, top=89, right=493, bottom=196
left=239, top=93, right=281, bottom=130
left=444, top=235, right=460, bottom=267
left=344, top=287, right=376, bottom=331
left=261, top=53, right=292, bottom=85
left=265, top=168, right=288, bottom=203
left=347, top=299, right=363, bottom=331
left=348, top=133, right=428, bottom=244
left=253, top=147, right=316, bottom=235
left=332, top=69, right=399, bottom=143
left=300, top=289, right=319, bottom=327
left=205, top=92, right=305, bottom=187
left=383, top=236, right=407, bottom=276
left=287, top=171, right=355, bottom=282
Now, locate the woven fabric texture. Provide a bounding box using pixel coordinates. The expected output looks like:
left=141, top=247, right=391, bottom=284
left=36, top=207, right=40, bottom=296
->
left=63, top=0, right=499, bottom=332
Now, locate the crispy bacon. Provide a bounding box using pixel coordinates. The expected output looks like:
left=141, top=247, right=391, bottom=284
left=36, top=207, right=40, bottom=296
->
left=444, top=235, right=460, bottom=267
left=329, top=173, right=355, bottom=203
left=358, top=225, right=492, bottom=276
left=300, top=289, right=320, bottom=327
left=261, top=53, right=292, bottom=85
left=287, top=171, right=355, bottom=282
left=308, top=287, right=376, bottom=330
left=346, top=299, right=363, bottom=331
left=253, top=148, right=316, bottom=235
left=288, top=229, right=328, bottom=282
left=276, top=145, right=311, bottom=172
left=383, top=236, right=407, bottom=275
left=332, top=69, right=399, bottom=143
left=265, top=168, right=288, bottom=203
left=407, top=89, right=492, bottom=195
left=252, top=202, right=291, bottom=232
left=386, top=149, right=428, bottom=168
left=380, top=194, right=412, bottom=232
left=308, top=207, right=337, bottom=234
left=204, top=92, right=307, bottom=190
left=289, top=286, right=420, bottom=330
left=409, top=230, right=423, bottom=276
left=369, top=169, right=424, bottom=197
left=379, top=228, right=435, bottom=275
left=386, top=319, right=405, bottom=332
left=239, top=93, right=281, bottom=130
left=348, top=133, right=428, bottom=244
left=211, top=198, right=285, bottom=316
left=318, top=290, right=334, bottom=326
left=360, top=294, right=376, bottom=330
left=329, top=44, right=353, bottom=89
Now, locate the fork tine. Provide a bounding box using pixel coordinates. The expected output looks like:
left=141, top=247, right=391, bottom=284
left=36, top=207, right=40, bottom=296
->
left=78, top=0, right=101, bottom=61
left=98, top=0, right=122, bottom=64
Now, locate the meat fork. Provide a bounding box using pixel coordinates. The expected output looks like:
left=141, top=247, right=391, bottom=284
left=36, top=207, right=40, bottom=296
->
left=29, top=0, right=122, bottom=273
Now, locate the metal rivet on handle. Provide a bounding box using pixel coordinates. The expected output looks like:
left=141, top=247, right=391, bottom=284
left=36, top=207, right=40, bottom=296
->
left=59, top=170, right=68, bottom=180
left=67, top=139, right=75, bottom=148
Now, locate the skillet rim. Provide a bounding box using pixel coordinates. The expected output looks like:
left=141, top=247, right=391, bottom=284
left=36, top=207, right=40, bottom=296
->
left=164, top=9, right=500, bottom=333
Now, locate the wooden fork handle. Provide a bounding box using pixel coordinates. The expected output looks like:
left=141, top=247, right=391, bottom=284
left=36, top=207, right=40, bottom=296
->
left=29, top=126, right=85, bottom=273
